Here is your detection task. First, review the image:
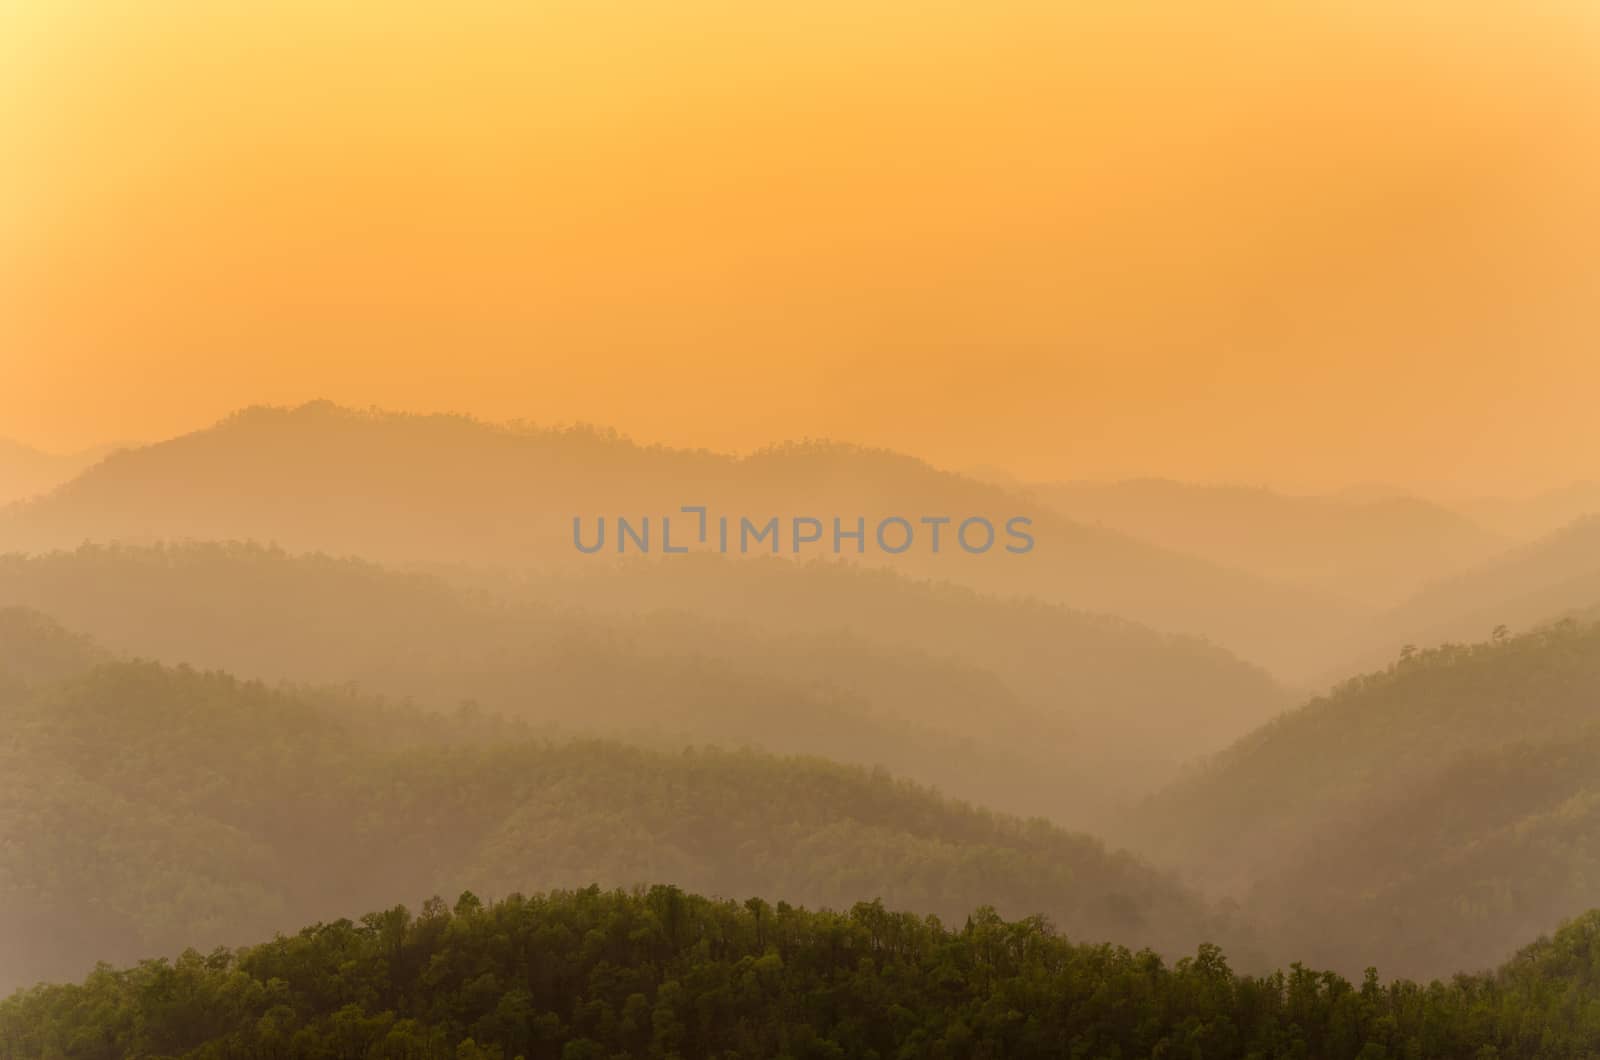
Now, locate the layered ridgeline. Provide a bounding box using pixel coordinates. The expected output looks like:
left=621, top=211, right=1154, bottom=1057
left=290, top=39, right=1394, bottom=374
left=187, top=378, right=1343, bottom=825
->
left=0, top=438, right=120, bottom=507
left=1452, top=481, right=1600, bottom=540
left=1330, top=514, right=1600, bottom=680
left=0, top=543, right=1288, bottom=823
left=9, top=889, right=1600, bottom=1060
left=0, top=610, right=1222, bottom=994
left=488, top=554, right=1290, bottom=793
left=1025, top=478, right=1509, bottom=608
left=0, top=402, right=1357, bottom=678
left=1131, top=618, right=1600, bottom=980
left=1020, top=477, right=1600, bottom=687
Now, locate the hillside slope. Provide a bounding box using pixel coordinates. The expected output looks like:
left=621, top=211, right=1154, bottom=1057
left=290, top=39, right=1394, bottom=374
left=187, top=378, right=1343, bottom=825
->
left=0, top=630, right=1220, bottom=993
left=1131, top=618, right=1600, bottom=978
left=1246, top=726, right=1600, bottom=977
left=0, top=542, right=1289, bottom=820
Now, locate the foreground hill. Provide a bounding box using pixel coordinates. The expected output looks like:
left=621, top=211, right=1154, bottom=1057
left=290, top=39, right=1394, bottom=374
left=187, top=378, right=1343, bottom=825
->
left=1132, top=618, right=1600, bottom=978
left=0, top=402, right=1355, bottom=677
left=9, top=888, right=1600, bottom=1060
left=0, top=542, right=1289, bottom=820
left=1029, top=477, right=1508, bottom=607
left=0, top=619, right=1219, bottom=992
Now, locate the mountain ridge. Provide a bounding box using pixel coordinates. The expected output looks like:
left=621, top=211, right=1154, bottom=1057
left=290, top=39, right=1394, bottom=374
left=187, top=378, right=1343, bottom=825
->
left=0, top=401, right=1359, bottom=679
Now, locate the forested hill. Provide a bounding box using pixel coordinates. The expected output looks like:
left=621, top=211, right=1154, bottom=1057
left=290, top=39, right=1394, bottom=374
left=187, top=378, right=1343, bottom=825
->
left=1131, top=617, right=1600, bottom=978
left=0, top=623, right=1220, bottom=993
left=0, top=542, right=1289, bottom=823
left=9, top=887, right=1600, bottom=1060
left=0, top=401, right=1356, bottom=678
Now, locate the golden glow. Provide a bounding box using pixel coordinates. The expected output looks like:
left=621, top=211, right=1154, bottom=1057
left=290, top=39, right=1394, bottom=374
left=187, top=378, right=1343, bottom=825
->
left=5, top=1, right=1600, bottom=492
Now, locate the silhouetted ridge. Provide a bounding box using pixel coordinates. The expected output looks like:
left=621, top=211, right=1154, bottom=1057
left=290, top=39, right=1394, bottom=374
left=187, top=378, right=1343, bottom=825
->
left=0, top=402, right=1358, bottom=678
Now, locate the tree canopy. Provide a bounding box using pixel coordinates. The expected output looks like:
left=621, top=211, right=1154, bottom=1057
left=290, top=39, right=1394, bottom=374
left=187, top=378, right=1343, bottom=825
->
left=10, top=885, right=1600, bottom=1060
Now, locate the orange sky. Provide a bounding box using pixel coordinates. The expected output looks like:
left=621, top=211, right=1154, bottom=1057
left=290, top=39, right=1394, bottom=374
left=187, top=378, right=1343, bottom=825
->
left=4, top=1, right=1599, bottom=493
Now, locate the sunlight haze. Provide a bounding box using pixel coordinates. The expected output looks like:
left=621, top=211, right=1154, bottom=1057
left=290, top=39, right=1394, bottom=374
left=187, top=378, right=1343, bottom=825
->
left=6, top=1, right=1600, bottom=493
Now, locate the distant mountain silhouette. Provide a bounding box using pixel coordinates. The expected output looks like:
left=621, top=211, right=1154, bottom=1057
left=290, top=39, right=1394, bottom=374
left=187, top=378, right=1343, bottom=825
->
left=0, top=437, right=122, bottom=505
left=0, top=402, right=1356, bottom=678
left=1029, top=478, right=1508, bottom=607
left=1450, top=481, right=1600, bottom=539
left=1326, top=514, right=1600, bottom=679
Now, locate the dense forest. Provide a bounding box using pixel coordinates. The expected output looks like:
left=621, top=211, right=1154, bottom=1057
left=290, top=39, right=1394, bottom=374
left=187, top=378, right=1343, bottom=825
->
left=10, top=885, right=1600, bottom=1060
left=0, top=610, right=1222, bottom=993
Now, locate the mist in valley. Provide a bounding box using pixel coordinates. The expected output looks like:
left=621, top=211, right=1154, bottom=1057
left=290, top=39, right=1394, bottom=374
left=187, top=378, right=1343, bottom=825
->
left=5, top=406, right=1600, bottom=1000
left=10, top=1, right=1600, bottom=1054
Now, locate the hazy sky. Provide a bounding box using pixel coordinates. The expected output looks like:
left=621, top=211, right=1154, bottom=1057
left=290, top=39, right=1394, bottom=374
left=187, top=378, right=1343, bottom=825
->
left=5, top=2, right=1599, bottom=493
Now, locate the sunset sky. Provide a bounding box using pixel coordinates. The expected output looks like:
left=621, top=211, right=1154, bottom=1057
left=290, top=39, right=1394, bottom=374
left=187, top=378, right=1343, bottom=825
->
left=5, top=1, right=1599, bottom=493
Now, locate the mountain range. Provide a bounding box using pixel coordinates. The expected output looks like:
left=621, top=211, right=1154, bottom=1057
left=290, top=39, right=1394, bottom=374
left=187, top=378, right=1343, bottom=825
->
left=0, top=403, right=1360, bottom=680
